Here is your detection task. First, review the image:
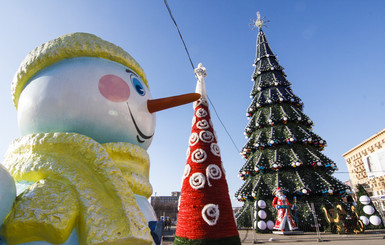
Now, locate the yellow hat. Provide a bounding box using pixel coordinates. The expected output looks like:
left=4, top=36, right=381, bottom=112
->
left=11, top=32, right=148, bottom=109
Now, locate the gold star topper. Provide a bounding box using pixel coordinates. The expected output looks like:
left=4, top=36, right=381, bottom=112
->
left=250, top=11, right=269, bottom=30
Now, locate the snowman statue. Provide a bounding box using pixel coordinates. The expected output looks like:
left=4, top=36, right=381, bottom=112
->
left=0, top=33, right=199, bottom=245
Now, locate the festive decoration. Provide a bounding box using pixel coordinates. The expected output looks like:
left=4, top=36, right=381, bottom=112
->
left=354, top=184, right=384, bottom=229
left=267, top=220, right=275, bottom=230
left=235, top=13, right=356, bottom=233
left=258, top=210, right=267, bottom=219
left=360, top=216, right=370, bottom=226
left=175, top=64, right=241, bottom=244
left=258, top=200, right=267, bottom=209
left=272, top=188, right=298, bottom=231
left=257, top=221, right=267, bottom=230
left=363, top=205, right=375, bottom=215
left=0, top=32, right=200, bottom=245
left=359, top=195, right=371, bottom=205
left=369, top=215, right=382, bottom=226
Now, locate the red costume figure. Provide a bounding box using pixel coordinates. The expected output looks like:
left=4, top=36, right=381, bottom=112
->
left=272, top=188, right=298, bottom=231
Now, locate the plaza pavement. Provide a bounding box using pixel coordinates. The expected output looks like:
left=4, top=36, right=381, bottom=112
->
left=162, top=227, right=385, bottom=244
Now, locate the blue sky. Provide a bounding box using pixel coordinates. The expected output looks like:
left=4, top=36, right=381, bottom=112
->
left=1, top=0, right=385, bottom=207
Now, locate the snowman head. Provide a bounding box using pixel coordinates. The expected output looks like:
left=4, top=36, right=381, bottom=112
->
left=12, top=33, right=199, bottom=150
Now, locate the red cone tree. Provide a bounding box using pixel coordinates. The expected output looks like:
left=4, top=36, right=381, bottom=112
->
left=175, top=64, right=241, bottom=244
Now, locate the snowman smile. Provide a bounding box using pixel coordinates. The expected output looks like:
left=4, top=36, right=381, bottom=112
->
left=126, top=103, right=154, bottom=144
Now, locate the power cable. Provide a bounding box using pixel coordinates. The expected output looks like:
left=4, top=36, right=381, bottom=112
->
left=163, top=0, right=241, bottom=153
left=163, top=0, right=195, bottom=71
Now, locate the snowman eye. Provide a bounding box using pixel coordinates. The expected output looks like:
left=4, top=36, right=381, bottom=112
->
left=132, top=77, right=146, bottom=96
left=126, top=68, right=146, bottom=96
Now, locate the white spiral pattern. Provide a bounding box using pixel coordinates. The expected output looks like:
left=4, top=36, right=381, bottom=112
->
left=186, top=147, right=190, bottom=159
left=196, top=119, right=210, bottom=129
left=202, top=203, right=220, bottom=226
left=189, top=172, right=206, bottom=190
left=183, top=164, right=191, bottom=179
left=206, top=164, right=222, bottom=187
left=189, top=132, right=199, bottom=146
left=199, top=130, right=215, bottom=143
left=181, top=164, right=191, bottom=187
left=210, top=143, right=221, bottom=157
left=196, top=108, right=208, bottom=118
left=192, top=116, right=196, bottom=126
left=178, top=195, right=181, bottom=211
left=194, top=98, right=209, bottom=108
left=191, top=148, right=207, bottom=163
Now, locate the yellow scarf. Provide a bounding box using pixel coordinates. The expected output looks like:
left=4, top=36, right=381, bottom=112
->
left=1, top=132, right=153, bottom=245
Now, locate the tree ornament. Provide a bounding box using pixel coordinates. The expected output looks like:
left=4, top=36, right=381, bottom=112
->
left=257, top=220, right=267, bottom=230
left=359, top=195, right=371, bottom=205
left=258, top=210, right=267, bottom=219
left=369, top=215, right=382, bottom=226
left=360, top=216, right=369, bottom=226
left=257, top=200, right=266, bottom=209
left=363, top=205, right=375, bottom=215
left=267, top=220, right=275, bottom=230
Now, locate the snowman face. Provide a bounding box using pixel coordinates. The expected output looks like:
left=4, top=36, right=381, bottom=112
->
left=17, top=57, right=155, bottom=149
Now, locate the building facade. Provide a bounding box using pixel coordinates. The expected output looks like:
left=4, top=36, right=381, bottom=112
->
left=343, top=128, right=385, bottom=218
left=150, top=191, right=180, bottom=222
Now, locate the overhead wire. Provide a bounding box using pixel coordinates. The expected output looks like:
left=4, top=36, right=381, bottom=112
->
left=162, top=0, right=241, bottom=153
left=163, top=0, right=194, bottom=71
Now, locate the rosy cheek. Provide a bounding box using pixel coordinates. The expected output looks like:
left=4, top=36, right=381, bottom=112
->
left=98, top=74, right=130, bottom=102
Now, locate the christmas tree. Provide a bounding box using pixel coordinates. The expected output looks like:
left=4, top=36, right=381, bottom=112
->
left=175, top=64, right=241, bottom=244
left=235, top=13, right=355, bottom=233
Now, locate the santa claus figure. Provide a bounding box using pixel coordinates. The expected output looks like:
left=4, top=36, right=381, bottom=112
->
left=272, top=187, right=298, bottom=231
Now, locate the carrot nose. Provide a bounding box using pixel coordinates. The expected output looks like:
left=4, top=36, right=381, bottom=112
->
left=147, top=93, right=201, bottom=113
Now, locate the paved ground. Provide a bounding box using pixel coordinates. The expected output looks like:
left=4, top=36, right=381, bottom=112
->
left=162, top=227, right=385, bottom=244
